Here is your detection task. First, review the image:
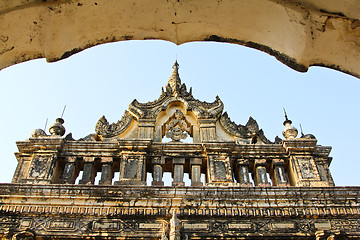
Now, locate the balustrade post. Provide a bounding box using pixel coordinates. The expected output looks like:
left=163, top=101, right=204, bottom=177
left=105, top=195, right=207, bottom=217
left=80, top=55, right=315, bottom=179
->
left=270, top=159, right=289, bottom=186
left=79, top=157, right=96, bottom=184
left=253, top=159, right=271, bottom=187
left=190, top=158, right=203, bottom=187
left=60, top=156, right=77, bottom=184
left=172, top=157, right=185, bottom=187
left=99, top=157, right=113, bottom=185
left=152, top=156, right=165, bottom=186
left=236, top=159, right=252, bottom=187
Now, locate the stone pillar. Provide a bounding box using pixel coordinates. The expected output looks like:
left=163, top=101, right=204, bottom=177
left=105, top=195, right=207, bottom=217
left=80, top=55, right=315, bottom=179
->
left=115, top=153, right=146, bottom=185
left=192, top=125, right=201, bottom=143
left=253, top=159, right=271, bottom=187
left=60, top=156, right=77, bottom=184
left=270, top=159, right=289, bottom=186
left=13, top=137, right=64, bottom=184
left=235, top=159, right=252, bottom=186
left=283, top=139, right=333, bottom=187
left=169, top=210, right=180, bottom=240
left=99, top=157, right=113, bottom=185
left=198, top=119, right=217, bottom=142
left=79, top=157, right=96, bottom=184
left=316, top=158, right=335, bottom=186
left=190, top=158, right=203, bottom=187
left=152, top=156, right=165, bottom=186
left=172, top=158, right=185, bottom=187
left=138, top=119, right=155, bottom=139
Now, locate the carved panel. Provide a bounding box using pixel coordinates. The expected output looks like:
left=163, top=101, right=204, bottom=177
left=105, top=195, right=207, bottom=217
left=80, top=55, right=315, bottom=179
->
left=4, top=217, right=167, bottom=239
left=25, top=154, right=57, bottom=183
left=207, top=154, right=233, bottom=184
left=298, top=156, right=316, bottom=179
left=330, top=219, right=360, bottom=231
left=116, top=154, right=146, bottom=185
left=180, top=219, right=319, bottom=237
left=0, top=217, right=19, bottom=230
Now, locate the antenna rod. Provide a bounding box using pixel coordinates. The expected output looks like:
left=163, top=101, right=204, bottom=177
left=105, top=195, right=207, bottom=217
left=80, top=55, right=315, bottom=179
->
left=283, top=108, right=289, bottom=121
left=44, top=118, right=48, bottom=131
left=300, top=124, right=304, bottom=136
left=61, top=105, right=66, bottom=118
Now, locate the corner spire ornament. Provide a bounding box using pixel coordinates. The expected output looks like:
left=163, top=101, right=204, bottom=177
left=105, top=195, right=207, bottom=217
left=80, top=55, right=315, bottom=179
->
left=49, top=118, right=66, bottom=136
left=282, top=109, right=298, bottom=139
left=49, top=105, right=67, bottom=137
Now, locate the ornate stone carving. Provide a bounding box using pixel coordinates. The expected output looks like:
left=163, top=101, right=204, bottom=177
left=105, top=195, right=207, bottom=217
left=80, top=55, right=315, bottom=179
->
left=219, top=112, right=253, bottom=138
left=27, top=154, right=57, bottom=181
left=49, top=118, right=65, bottom=136
left=170, top=211, right=180, bottom=240
left=95, top=110, right=133, bottom=138
left=220, top=112, right=275, bottom=144
left=128, top=63, right=224, bottom=120
left=12, top=230, right=35, bottom=240
left=164, top=110, right=191, bottom=142
left=0, top=217, right=19, bottom=229
left=30, top=129, right=46, bottom=138
left=282, top=111, right=298, bottom=139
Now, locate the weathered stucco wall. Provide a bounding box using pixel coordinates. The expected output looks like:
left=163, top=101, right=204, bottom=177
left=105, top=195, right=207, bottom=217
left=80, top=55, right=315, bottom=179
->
left=0, top=0, right=360, bottom=78
left=0, top=184, right=359, bottom=239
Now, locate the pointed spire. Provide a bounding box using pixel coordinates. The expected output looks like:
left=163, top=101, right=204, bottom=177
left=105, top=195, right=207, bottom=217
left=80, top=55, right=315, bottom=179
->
left=166, top=61, right=182, bottom=95
left=282, top=109, right=298, bottom=139
left=173, top=60, right=179, bottom=69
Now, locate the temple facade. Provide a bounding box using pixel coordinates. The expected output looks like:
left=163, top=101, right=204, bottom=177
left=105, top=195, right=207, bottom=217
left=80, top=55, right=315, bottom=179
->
left=0, top=63, right=359, bottom=239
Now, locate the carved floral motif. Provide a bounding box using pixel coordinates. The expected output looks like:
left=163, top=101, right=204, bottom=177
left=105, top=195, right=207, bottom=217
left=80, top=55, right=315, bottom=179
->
left=164, top=110, right=191, bottom=142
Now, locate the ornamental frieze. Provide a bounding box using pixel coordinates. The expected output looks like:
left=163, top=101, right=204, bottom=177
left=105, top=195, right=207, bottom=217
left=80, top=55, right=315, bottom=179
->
left=2, top=216, right=359, bottom=239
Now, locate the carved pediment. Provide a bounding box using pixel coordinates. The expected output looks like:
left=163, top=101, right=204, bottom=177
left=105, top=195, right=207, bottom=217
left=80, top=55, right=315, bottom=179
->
left=220, top=112, right=253, bottom=139
left=128, top=62, right=223, bottom=120
left=91, top=62, right=275, bottom=144
left=95, top=110, right=133, bottom=138
left=220, top=112, right=278, bottom=144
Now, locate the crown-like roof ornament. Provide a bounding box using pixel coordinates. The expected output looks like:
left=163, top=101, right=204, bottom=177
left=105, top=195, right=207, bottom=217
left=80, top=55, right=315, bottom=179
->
left=166, top=60, right=182, bottom=96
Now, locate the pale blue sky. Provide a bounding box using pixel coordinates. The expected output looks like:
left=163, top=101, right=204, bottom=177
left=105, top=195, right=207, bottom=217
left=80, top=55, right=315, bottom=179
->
left=0, top=40, right=359, bottom=186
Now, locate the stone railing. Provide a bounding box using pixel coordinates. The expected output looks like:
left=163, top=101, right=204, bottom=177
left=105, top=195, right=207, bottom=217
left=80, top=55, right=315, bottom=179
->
left=13, top=138, right=334, bottom=187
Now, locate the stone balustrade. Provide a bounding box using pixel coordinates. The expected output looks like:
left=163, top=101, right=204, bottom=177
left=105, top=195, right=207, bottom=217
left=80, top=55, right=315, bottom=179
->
left=56, top=155, right=291, bottom=187
left=12, top=138, right=333, bottom=187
